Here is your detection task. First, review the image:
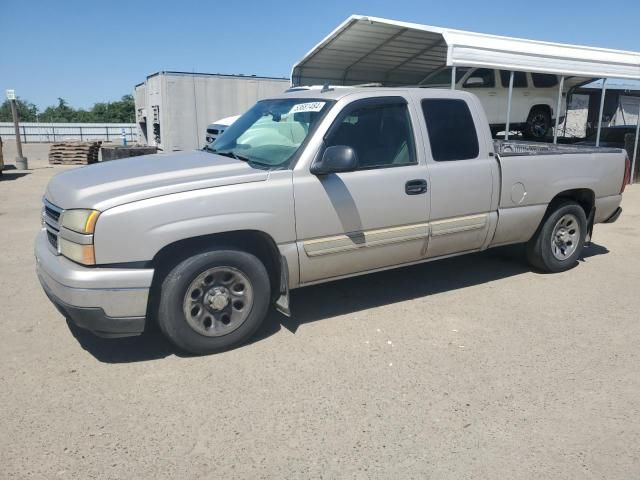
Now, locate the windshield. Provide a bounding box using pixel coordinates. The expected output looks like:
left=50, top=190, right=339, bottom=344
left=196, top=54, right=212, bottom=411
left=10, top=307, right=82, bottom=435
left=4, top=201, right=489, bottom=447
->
left=206, top=98, right=334, bottom=168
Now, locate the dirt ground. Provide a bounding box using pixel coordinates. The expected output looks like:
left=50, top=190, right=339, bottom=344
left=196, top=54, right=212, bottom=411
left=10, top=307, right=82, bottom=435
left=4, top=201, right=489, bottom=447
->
left=1, top=142, right=639, bottom=479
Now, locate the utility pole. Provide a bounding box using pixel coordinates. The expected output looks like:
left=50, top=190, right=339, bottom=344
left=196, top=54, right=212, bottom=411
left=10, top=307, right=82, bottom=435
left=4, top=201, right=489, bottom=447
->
left=6, top=89, right=28, bottom=170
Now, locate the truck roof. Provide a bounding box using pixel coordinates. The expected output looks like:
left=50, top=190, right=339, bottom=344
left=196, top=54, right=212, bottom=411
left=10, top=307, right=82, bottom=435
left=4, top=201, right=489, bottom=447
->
left=271, top=86, right=470, bottom=101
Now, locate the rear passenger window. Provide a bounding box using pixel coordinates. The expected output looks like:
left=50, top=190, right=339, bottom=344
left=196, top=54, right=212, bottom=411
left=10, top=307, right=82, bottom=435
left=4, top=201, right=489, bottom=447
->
left=500, top=70, right=527, bottom=88
left=421, top=99, right=479, bottom=162
left=531, top=73, right=559, bottom=88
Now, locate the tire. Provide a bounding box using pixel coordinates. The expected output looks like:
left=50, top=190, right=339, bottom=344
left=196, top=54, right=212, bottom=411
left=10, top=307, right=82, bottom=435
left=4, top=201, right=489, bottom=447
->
left=157, top=249, right=271, bottom=355
left=523, top=107, right=551, bottom=140
left=526, top=201, right=587, bottom=273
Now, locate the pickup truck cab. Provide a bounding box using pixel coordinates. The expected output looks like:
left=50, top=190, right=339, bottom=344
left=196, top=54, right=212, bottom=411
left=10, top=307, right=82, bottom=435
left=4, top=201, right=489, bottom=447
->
left=36, top=87, right=629, bottom=354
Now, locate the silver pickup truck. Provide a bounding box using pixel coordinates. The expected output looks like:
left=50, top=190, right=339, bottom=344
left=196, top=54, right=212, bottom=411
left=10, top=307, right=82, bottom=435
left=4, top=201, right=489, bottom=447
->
left=36, top=88, right=630, bottom=354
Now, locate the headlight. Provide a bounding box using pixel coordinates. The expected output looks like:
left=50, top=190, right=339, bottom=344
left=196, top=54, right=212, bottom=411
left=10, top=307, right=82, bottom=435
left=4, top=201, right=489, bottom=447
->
left=58, top=238, right=96, bottom=265
left=60, top=209, right=100, bottom=234
left=58, top=209, right=99, bottom=265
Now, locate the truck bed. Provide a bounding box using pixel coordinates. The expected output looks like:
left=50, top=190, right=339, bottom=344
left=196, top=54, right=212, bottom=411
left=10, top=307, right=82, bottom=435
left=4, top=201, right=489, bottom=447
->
left=488, top=139, right=626, bottom=247
left=494, top=139, right=625, bottom=207
left=494, top=140, right=623, bottom=157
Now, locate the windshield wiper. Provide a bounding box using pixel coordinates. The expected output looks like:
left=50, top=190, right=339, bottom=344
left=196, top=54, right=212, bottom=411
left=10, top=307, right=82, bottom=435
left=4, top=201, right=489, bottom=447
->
left=209, top=149, right=239, bottom=159
left=231, top=152, right=252, bottom=162
left=208, top=148, right=272, bottom=169
left=210, top=149, right=253, bottom=163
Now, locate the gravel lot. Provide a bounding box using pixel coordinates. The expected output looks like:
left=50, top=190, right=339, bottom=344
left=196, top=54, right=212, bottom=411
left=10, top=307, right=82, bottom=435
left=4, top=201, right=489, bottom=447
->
left=1, top=142, right=639, bottom=479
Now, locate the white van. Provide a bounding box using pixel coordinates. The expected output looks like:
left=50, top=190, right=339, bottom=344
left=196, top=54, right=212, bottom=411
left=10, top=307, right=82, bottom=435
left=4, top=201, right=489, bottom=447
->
left=204, top=115, right=241, bottom=145
left=422, top=67, right=570, bottom=139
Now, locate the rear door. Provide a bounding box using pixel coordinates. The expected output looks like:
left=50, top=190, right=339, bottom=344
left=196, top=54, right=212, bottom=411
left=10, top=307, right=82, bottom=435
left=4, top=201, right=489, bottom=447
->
left=412, top=92, right=500, bottom=258
left=293, top=95, right=431, bottom=284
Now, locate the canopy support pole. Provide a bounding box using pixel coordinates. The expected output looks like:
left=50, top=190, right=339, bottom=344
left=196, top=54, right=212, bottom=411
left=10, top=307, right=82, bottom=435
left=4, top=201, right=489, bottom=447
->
left=632, top=116, right=640, bottom=184
left=553, top=75, right=565, bottom=144
left=596, top=79, right=607, bottom=147
left=451, top=66, right=456, bottom=90
left=504, top=71, right=514, bottom=141
left=563, top=88, right=571, bottom=138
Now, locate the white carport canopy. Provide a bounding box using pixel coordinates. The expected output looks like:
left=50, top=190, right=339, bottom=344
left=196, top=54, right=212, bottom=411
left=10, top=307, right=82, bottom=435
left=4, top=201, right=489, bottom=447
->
left=292, top=15, right=640, bottom=180
left=291, top=15, right=640, bottom=85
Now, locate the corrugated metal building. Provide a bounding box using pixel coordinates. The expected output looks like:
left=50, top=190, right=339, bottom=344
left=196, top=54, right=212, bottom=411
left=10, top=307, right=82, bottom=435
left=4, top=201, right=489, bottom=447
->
left=134, top=71, right=290, bottom=151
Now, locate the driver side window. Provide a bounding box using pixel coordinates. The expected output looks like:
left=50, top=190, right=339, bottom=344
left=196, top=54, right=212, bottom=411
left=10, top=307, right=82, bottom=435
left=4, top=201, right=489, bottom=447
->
left=325, top=100, right=416, bottom=169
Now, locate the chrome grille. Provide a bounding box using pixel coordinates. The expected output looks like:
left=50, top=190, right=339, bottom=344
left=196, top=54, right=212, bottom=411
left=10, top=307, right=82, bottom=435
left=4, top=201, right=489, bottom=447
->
left=42, top=199, right=63, bottom=253
left=44, top=204, right=61, bottom=222
left=46, top=230, right=59, bottom=249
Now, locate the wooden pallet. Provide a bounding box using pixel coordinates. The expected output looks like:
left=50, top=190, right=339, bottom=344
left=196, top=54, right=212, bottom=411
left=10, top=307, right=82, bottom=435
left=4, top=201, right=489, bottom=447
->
left=49, top=159, right=98, bottom=165
left=48, top=141, right=101, bottom=165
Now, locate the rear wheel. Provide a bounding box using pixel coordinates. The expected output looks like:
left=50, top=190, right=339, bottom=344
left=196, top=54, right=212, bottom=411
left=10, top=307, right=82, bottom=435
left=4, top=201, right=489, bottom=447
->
left=526, top=201, right=587, bottom=273
left=157, top=249, right=270, bottom=355
left=523, top=107, right=551, bottom=140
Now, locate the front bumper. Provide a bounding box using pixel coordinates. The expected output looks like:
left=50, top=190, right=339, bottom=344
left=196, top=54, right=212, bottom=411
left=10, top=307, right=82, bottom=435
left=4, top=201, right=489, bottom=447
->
left=35, top=230, right=154, bottom=337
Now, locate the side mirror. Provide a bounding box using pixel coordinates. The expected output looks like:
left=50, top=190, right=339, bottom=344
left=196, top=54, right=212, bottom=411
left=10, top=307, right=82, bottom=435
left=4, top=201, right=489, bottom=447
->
left=465, top=77, right=484, bottom=87
left=310, top=145, right=358, bottom=175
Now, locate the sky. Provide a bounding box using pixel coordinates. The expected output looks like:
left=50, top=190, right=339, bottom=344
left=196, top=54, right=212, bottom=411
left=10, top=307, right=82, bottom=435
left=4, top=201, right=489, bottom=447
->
left=2, top=0, right=639, bottom=110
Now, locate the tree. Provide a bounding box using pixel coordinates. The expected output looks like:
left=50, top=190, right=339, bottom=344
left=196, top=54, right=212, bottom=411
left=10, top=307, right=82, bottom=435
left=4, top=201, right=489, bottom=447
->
left=1, top=95, right=135, bottom=123
left=0, top=98, right=38, bottom=122
left=104, top=95, right=135, bottom=123
left=39, top=98, right=76, bottom=122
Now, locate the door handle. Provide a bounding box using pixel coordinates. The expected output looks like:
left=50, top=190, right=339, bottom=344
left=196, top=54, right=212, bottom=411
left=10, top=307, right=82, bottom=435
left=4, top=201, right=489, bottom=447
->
left=405, top=179, right=428, bottom=195
left=488, top=91, right=497, bottom=96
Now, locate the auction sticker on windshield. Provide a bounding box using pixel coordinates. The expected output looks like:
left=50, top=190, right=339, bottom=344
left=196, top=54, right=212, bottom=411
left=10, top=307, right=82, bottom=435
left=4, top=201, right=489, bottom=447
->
left=289, top=102, right=326, bottom=114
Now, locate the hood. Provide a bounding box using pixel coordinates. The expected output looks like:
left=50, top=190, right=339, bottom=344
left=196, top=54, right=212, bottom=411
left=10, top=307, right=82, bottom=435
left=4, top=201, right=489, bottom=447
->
left=46, top=150, right=268, bottom=211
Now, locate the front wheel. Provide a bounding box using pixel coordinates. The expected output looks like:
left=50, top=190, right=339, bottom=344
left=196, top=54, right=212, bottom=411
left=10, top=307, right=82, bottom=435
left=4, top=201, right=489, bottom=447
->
left=157, top=249, right=271, bottom=355
left=526, top=201, right=587, bottom=273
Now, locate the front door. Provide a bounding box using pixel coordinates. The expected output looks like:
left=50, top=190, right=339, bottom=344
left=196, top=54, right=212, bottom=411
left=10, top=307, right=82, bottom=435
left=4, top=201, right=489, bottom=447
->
left=293, top=96, right=430, bottom=284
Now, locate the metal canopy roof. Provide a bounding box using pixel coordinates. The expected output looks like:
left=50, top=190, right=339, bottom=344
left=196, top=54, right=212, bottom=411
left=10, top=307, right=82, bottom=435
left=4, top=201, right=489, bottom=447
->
left=291, top=15, right=640, bottom=86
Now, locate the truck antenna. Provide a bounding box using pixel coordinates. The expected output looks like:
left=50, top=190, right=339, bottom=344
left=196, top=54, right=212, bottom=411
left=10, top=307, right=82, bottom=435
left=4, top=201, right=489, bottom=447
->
left=321, top=83, right=334, bottom=93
